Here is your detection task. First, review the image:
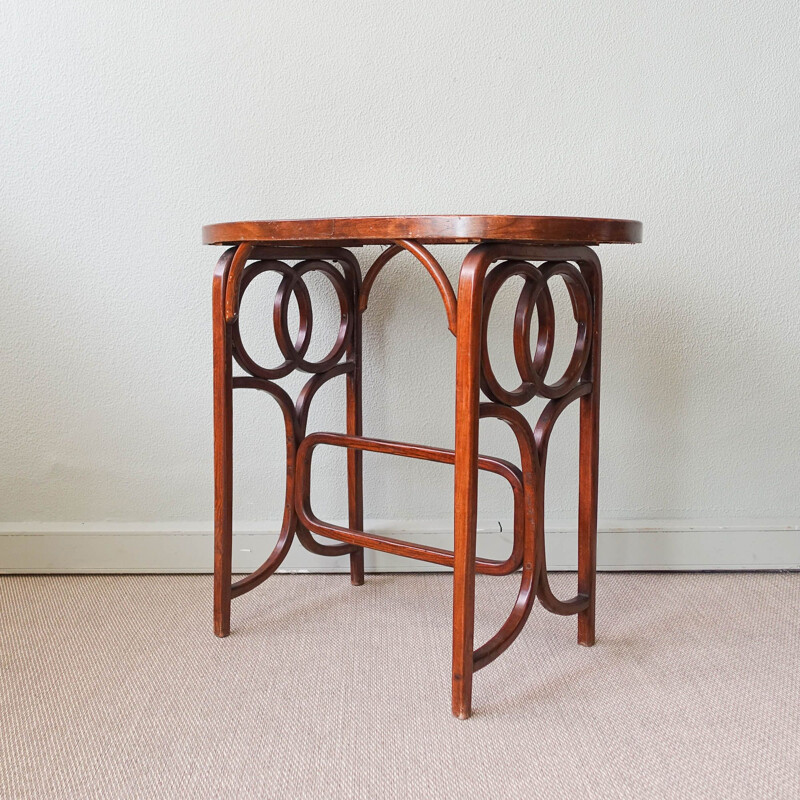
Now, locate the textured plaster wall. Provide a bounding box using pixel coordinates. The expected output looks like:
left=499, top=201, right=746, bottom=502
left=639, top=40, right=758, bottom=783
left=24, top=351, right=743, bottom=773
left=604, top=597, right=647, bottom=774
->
left=1, top=1, right=798, bottom=527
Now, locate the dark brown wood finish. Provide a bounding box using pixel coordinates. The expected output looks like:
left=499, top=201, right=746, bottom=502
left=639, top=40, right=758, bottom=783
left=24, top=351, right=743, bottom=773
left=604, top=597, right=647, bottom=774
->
left=207, top=215, right=640, bottom=718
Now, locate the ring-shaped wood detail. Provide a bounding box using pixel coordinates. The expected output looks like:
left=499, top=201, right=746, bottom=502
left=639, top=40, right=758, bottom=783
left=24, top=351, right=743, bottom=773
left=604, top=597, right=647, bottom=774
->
left=480, top=260, right=593, bottom=405
left=231, top=259, right=354, bottom=379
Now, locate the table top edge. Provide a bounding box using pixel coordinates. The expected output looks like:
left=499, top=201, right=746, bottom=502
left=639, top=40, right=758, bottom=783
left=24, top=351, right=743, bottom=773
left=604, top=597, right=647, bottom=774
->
left=202, top=215, right=643, bottom=246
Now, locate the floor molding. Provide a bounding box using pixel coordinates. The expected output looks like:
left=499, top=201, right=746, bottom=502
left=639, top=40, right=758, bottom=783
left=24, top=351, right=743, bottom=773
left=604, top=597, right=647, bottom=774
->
left=0, top=519, right=797, bottom=573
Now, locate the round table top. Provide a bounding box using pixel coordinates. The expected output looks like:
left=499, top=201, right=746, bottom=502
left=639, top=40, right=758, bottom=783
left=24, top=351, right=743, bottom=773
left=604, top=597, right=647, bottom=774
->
left=202, top=215, right=642, bottom=246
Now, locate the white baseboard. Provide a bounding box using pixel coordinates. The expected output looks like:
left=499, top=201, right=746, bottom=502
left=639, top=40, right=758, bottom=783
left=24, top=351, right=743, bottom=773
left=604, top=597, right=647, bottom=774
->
left=0, top=519, right=797, bottom=573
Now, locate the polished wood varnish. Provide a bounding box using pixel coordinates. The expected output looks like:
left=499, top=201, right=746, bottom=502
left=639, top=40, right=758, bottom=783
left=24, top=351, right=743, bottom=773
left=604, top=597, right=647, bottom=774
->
left=206, top=215, right=642, bottom=718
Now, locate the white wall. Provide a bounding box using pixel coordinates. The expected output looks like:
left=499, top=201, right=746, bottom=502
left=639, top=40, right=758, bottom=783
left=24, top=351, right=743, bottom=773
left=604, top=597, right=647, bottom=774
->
left=1, top=1, right=798, bottom=568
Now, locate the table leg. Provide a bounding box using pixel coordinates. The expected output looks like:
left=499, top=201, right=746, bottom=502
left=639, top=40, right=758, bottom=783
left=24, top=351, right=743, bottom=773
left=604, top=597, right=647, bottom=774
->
left=451, top=246, right=492, bottom=719
left=213, top=248, right=236, bottom=638
left=578, top=257, right=602, bottom=646
left=347, top=275, right=365, bottom=586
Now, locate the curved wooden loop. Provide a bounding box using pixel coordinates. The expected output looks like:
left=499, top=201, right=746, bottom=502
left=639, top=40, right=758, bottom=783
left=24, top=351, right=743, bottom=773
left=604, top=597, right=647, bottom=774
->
left=535, top=261, right=593, bottom=398
left=231, top=258, right=355, bottom=379
left=293, top=365, right=361, bottom=558
left=534, top=382, right=592, bottom=466
left=231, top=260, right=304, bottom=380
left=473, top=403, right=540, bottom=671
left=231, top=372, right=358, bottom=567
left=229, top=376, right=298, bottom=598
left=295, top=432, right=525, bottom=575
left=515, top=266, right=555, bottom=387
left=536, top=583, right=590, bottom=617
left=480, top=259, right=593, bottom=406
left=273, top=260, right=353, bottom=374
left=358, top=244, right=401, bottom=310
left=473, top=566, right=538, bottom=671
left=294, top=526, right=358, bottom=557
left=295, top=362, right=355, bottom=432
left=473, top=392, right=595, bottom=663
left=533, top=383, right=594, bottom=616
left=359, top=239, right=458, bottom=335
left=480, top=261, right=555, bottom=407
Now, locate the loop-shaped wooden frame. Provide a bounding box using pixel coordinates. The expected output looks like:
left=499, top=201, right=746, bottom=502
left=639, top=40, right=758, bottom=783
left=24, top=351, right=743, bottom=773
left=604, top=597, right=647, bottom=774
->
left=360, top=239, right=458, bottom=335
left=295, top=432, right=524, bottom=576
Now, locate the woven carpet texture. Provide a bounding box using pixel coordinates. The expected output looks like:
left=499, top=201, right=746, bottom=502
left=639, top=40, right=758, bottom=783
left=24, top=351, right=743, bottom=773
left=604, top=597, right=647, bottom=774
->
left=2, top=573, right=798, bottom=799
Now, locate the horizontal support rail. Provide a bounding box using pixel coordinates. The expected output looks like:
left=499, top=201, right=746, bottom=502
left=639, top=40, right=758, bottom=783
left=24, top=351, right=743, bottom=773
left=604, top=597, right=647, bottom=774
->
left=295, top=433, right=524, bottom=575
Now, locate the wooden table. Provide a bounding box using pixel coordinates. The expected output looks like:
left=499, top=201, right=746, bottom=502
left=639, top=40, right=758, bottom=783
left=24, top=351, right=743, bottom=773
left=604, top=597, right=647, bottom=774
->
left=204, top=215, right=642, bottom=718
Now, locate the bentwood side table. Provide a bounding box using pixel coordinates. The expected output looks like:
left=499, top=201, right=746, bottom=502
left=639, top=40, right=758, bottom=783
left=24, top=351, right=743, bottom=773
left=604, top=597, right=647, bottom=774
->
left=204, top=215, right=642, bottom=719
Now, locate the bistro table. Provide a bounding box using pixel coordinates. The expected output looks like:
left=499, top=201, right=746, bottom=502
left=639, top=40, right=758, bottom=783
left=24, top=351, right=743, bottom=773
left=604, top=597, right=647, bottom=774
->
left=203, top=215, right=642, bottom=719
